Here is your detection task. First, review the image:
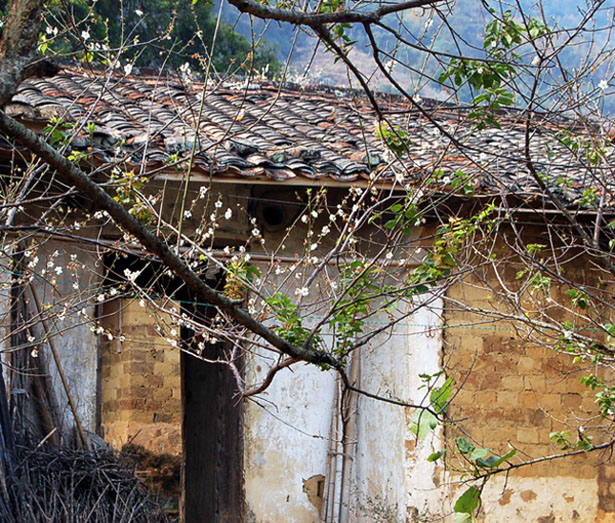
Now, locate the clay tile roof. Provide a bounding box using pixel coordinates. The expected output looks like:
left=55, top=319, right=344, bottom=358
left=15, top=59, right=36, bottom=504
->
left=4, top=67, right=614, bottom=205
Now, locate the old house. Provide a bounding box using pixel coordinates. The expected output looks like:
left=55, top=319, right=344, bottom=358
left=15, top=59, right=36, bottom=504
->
left=1, top=67, right=614, bottom=522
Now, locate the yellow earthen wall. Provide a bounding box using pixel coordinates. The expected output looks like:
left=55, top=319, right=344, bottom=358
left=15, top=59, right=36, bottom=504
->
left=443, top=246, right=615, bottom=518
left=101, top=298, right=181, bottom=456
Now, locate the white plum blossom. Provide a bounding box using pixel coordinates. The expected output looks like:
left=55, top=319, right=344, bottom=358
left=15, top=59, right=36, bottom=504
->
left=81, top=30, right=90, bottom=41
left=123, top=268, right=140, bottom=282
left=599, top=79, right=609, bottom=90
left=184, top=210, right=192, bottom=219
left=295, top=287, right=309, bottom=297
left=179, top=62, right=192, bottom=77
left=224, top=208, right=233, bottom=220
left=135, top=8, right=143, bottom=16
left=54, top=266, right=63, bottom=275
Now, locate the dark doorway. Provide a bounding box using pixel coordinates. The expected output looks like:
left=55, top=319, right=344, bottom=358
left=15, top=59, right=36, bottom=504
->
left=181, top=280, right=244, bottom=522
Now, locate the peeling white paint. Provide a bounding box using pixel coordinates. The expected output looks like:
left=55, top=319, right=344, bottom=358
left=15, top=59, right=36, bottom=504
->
left=244, top=359, right=337, bottom=522
left=243, top=283, right=447, bottom=522
left=405, top=298, right=451, bottom=521
left=478, top=476, right=598, bottom=522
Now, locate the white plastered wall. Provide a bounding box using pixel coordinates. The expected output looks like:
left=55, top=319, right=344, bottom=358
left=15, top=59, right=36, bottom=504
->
left=0, top=239, right=101, bottom=436
left=243, top=269, right=338, bottom=522
left=243, top=269, right=447, bottom=522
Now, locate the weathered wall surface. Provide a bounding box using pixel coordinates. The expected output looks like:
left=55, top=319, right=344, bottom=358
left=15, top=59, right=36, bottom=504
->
left=101, top=298, right=181, bottom=456
left=242, top=267, right=337, bottom=522
left=7, top=240, right=101, bottom=435
left=242, top=255, right=446, bottom=522
left=351, top=297, right=445, bottom=521
left=38, top=241, right=101, bottom=434
left=442, top=243, right=614, bottom=522
left=243, top=358, right=337, bottom=522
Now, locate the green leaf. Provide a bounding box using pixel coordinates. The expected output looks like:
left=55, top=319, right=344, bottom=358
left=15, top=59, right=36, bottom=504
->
left=430, top=377, right=452, bottom=414
left=409, top=410, right=438, bottom=439
left=427, top=450, right=446, bottom=462
left=476, top=449, right=516, bottom=468
left=455, top=512, right=473, bottom=523
left=245, top=266, right=261, bottom=277
left=455, top=437, right=475, bottom=455
left=469, top=448, right=488, bottom=460
left=454, top=486, right=480, bottom=514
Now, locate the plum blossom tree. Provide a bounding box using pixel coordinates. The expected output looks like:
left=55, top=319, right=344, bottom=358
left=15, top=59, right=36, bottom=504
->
left=1, top=0, right=615, bottom=519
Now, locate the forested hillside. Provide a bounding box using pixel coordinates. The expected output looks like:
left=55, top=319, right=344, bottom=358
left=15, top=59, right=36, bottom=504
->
left=222, top=0, right=615, bottom=113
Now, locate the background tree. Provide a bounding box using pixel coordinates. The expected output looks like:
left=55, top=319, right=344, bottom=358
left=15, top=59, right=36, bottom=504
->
left=1, top=0, right=281, bottom=75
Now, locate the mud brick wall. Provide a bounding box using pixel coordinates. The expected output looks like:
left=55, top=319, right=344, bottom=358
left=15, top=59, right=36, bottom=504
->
left=443, top=243, right=615, bottom=518
left=101, top=298, right=181, bottom=456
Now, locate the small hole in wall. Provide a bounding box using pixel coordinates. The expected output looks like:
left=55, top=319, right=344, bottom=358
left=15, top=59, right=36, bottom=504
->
left=262, top=204, right=285, bottom=227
